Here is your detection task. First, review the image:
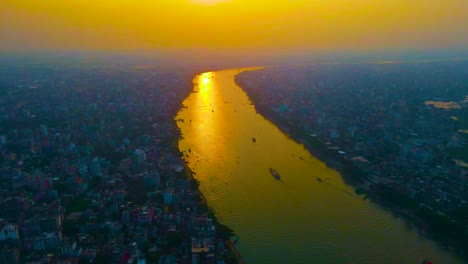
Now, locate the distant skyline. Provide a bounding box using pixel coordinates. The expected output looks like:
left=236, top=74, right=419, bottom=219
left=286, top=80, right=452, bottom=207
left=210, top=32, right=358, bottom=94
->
left=1, top=0, right=467, bottom=61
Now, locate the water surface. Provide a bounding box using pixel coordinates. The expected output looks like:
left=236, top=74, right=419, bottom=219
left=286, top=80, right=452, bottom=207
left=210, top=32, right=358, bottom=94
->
left=176, top=69, right=463, bottom=263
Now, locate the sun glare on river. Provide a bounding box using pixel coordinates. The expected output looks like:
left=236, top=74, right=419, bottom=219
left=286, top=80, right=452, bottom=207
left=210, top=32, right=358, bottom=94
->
left=199, top=72, right=213, bottom=93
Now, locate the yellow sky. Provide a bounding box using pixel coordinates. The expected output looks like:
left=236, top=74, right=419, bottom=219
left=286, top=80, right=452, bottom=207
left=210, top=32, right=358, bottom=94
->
left=1, top=0, right=467, bottom=55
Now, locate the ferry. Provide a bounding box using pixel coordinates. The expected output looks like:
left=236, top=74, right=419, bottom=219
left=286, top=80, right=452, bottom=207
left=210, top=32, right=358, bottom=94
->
left=269, top=168, right=281, bottom=180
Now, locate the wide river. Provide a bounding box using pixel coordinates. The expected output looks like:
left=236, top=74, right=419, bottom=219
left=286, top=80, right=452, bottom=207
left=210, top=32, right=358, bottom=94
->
left=176, top=68, right=463, bottom=263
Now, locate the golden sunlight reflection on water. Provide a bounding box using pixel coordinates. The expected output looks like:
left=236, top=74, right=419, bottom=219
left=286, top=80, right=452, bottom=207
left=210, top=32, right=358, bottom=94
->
left=176, top=68, right=463, bottom=263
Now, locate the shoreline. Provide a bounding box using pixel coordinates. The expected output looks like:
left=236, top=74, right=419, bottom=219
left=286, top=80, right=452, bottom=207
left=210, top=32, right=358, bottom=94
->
left=181, top=159, right=246, bottom=264
left=234, top=74, right=467, bottom=262
left=176, top=70, right=246, bottom=263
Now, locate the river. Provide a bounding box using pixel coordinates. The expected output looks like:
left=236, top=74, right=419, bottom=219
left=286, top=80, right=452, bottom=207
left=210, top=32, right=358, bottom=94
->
left=176, top=68, right=463, bottom=263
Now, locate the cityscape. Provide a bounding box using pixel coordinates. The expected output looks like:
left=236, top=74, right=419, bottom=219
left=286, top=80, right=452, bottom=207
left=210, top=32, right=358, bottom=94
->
left=1, top=0, right=467, bottom=263
left=0, top=65, right=241, bottom=263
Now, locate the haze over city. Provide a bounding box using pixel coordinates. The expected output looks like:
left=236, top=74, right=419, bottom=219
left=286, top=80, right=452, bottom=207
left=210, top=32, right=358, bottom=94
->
left=1, top=0, right=467, bottom=65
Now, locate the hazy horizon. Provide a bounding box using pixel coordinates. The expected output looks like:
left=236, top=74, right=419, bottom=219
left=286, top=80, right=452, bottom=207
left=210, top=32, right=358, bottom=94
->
left=1, top=49, right=467, bottom=71
left=2, top=0, right=467, bottom=67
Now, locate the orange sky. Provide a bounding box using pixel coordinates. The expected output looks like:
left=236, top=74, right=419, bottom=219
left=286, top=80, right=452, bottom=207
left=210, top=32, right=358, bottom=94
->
left=1, top=0, right=467, bottom=56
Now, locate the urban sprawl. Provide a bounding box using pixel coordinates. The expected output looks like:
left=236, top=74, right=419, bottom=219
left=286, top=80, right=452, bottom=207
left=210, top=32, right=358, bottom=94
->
left=0, top=61, right=467, bottom=263
left=0, top=65, right=237, bottom=264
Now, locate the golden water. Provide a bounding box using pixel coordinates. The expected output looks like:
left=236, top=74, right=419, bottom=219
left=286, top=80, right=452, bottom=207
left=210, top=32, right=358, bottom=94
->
left=176, top=69, right=463, bottom=263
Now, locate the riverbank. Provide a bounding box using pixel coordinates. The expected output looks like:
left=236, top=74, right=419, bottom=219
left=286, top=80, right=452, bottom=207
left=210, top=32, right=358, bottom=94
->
left=181, top=160, right=245, bottom=264
left=234, top=72, right=468, bottom=262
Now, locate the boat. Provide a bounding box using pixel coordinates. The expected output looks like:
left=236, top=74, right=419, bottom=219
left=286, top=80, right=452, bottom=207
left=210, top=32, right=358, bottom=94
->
left=269, top=168, right=280, bottom=180
left=316, top=177, right=322, bottom=182
left=252, top=137, right=256, bottom=143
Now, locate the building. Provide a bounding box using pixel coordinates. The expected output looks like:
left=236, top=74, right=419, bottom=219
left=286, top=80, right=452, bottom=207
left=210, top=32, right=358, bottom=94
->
left=89, top=157, right=102, bottom=177
left=0, top=223, right=20, bottom=242
left=21, top=219, right=41, bottom=239
left=133, top=149, right=146, bottom=164
left=41, top=215, right=62, bottom=233
left=163, top=189, right=174, bottom=205
left=122, top=210, right=130, bottom=225
left=78, top=163, right=88, bottom=177
left=61, top=241, right=80, bottom=256
left=44, top=232, right=62, bottom=250
left=143, top=172, right=160, bottom=187
left=32, top=237, right=46, bottom=251
left=40, top=124, right=48, bottom=137
left=0, top=244, right=20, bottom=264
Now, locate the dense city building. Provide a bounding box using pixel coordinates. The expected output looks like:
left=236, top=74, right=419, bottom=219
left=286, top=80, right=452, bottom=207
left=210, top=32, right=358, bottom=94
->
left=0, top=64, right=237, bottom=263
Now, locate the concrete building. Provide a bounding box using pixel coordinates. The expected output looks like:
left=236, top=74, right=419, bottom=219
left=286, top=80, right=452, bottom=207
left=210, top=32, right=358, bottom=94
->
left=0, top=245, right=20, bottom=264
left=0, top=223, right=19, bottom=242
left=163, top=189, right=174, bottom=205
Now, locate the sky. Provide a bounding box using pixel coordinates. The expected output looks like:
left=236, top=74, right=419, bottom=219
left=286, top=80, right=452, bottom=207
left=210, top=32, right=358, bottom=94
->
left=1, top=0, right=467, bottom=61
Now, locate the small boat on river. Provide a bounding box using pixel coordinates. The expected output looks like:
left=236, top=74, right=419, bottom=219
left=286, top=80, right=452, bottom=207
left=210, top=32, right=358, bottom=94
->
left=252, top=137, right=256, bottom=143
left=269, top=168, right=280, bottom=180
